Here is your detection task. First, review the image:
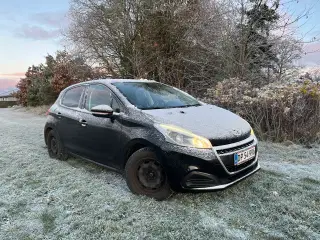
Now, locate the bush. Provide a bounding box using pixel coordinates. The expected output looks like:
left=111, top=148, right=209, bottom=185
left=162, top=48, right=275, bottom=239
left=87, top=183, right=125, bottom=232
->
left=16, top=51, right=108, bottom=107
left=204, top=79, right=320, bottom=143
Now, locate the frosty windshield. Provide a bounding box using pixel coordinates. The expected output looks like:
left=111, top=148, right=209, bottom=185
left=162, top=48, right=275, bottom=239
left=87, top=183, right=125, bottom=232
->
left=113, top=82, right=200, bottom=110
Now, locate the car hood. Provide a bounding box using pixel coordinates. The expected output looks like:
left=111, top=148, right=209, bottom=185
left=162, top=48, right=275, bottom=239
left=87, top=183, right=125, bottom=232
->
left=142, top=104, right=251, bottom=140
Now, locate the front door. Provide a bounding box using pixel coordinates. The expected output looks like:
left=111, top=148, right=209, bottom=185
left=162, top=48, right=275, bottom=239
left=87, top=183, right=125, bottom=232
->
left=77, top=84, right=124, bottom=168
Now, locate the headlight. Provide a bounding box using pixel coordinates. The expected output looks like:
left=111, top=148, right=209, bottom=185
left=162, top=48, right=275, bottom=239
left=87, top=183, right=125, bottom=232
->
left=251, top=128, right=255, bottom=135
left=156, top=124, right=212, bottom=149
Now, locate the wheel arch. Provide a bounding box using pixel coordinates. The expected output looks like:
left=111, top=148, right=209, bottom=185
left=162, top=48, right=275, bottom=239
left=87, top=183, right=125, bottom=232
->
left=44, top=126, right=53, bottom=146
left=122, top=139, right=164, bottom=168
left=44, top=122, right=58, bottom=146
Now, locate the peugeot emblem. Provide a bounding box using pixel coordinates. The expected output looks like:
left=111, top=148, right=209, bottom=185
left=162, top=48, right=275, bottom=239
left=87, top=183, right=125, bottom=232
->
left=232, top=129, right=241, bottom=137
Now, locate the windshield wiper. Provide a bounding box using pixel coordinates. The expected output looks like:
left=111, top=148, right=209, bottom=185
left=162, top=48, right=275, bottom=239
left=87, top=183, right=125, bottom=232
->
left=171, top=104, right=201, bottom=108
left=140, top=107, right=166, bottom=110
left=141, top=104, right=201, bottom=110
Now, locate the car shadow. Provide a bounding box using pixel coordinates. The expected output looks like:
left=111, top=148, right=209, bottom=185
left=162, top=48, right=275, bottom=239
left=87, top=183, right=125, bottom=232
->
left=60, top=154, right=265, bottom=203
left=64, top=156, right=122, bottom=176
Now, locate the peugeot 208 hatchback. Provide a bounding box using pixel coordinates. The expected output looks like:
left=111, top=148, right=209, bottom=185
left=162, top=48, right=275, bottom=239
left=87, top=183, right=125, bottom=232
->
left=44, top=79, right=260, bottom=200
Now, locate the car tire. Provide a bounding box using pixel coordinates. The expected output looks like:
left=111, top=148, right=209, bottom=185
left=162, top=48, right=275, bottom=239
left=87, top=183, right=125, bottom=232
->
left=125, top=147, right=172, bottom=200
left=47, top=130, right=68, bottom=161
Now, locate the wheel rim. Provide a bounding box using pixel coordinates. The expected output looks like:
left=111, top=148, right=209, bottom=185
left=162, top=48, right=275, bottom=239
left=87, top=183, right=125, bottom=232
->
left=137, top=159, right=165, bottom=190
left=50, top=137, right=58, bottom=155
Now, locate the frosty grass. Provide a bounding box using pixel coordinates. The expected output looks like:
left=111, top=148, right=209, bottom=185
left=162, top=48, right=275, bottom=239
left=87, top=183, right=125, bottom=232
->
left=0, top=108, right=319, bottom=240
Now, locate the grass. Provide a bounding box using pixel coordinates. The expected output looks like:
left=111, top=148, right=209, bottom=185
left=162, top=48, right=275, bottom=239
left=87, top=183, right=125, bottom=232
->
left=301, top=177, right=320, bottom=185
left=41, top=211, right=56, bottom=234
left=0, top=108, right=319, bottom=240
left=12, top=104, right=50, bottom=115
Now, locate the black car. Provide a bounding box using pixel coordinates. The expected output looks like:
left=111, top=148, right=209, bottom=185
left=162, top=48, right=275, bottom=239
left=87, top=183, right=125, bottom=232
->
left=44, top=79, right=260, bottom=200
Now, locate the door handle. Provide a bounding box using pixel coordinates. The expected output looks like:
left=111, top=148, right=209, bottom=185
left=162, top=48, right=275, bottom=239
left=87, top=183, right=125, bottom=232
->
left=79, top=119, right=87, bottom=127
left=57, top=112, right=62, bottom=118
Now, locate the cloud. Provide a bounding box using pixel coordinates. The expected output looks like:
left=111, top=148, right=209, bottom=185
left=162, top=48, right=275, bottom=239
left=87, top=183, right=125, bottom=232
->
left=0, top=73, right=23, bottom=90
left=0, top=10, right=17, bottom=22
left=303, top=42, right=320, bottom=53
left=0, top=79, right=19, bottom=91
left=300, top=52, right=320, bottom=66
left=30, top=11, right=69, bottom=28
left=14, top=11, right=68, bottom=41
left=0, top=72, right=25, bottom=78
left=15, top=25, right=61, bottom=40
left=299, top=42, right=320, bottom=66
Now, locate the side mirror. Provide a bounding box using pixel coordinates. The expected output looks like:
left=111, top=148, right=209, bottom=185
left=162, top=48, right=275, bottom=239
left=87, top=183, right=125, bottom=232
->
left=91, top=105, right=113, bottom=117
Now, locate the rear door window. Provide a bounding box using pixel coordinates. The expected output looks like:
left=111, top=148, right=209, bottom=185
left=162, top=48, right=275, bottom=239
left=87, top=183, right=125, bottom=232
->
left=61, top=86, right=85, bottom=108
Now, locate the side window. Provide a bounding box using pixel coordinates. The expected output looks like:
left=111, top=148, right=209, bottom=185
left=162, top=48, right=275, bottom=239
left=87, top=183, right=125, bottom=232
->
left=85, top=84, right=121, bottom=111
left=61, top=86, right=84, bottom=108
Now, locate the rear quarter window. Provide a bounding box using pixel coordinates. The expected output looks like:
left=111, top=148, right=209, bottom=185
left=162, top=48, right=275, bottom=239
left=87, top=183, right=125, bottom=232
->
left=61, top=86, right=85, bottom=108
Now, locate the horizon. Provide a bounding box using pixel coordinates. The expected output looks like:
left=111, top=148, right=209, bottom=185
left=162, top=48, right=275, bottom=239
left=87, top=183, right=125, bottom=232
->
left=1, top=0, right=320, bottom=91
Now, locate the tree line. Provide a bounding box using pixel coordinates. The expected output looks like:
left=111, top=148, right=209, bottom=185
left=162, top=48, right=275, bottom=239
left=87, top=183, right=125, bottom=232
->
left=16, top=0, right=306, bottom=106
left=16, top=51, right=108, bottom=106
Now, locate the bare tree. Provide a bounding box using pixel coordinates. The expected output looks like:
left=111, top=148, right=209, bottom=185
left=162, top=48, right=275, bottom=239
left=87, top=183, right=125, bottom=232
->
left=66, top=0, right=314, bottom=92
left=272, top=37, right=302, bottom=81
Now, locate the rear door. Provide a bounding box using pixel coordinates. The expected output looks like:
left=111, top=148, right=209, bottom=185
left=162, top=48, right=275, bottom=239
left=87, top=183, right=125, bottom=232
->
left=57, top=85, right=87, bottom=154
left=77, top=84, right=124, bottom=168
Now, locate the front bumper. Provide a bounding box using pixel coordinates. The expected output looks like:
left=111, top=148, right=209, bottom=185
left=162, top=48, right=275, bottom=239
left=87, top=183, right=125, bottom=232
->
left=161, top=135, right=260, bottom=191
left=183, top=162, right=260, bottom=190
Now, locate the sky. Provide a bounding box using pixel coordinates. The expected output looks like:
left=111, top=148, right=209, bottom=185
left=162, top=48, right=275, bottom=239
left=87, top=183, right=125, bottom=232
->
left=0, top=0, right=69, bottom=90
left=1, top=0, right=320, bottom=90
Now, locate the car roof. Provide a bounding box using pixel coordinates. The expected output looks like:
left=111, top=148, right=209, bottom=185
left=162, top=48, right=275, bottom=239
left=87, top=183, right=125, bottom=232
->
left=63, top=78, right=157, bottom=91
left=85, top=78, right=156, bottom=85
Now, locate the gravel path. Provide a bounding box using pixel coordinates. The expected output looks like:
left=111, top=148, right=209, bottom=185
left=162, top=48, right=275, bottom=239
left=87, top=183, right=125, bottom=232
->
left=0, top=108, right=319, bottom=240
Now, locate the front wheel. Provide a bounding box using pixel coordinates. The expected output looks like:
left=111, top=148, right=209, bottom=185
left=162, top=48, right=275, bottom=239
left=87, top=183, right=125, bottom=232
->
left=47, top=130, right=68, bottom=161
left=125, top=147, right=172, bottom=200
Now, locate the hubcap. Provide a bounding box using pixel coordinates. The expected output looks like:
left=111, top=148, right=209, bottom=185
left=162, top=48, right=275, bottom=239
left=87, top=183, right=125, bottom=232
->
left=137, top=160, right=165, bottom=190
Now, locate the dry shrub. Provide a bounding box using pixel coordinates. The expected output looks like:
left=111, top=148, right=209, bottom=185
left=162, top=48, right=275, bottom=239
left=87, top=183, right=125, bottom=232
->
left=13, top=105, right=51, bottom=115
left=204, top=79, right=320, bottom=143
left=24, top=105, right=51, bottom=115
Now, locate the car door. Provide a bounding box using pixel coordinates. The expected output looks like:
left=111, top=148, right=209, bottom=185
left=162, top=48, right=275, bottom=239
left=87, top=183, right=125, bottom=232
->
left=57, top=85, right=87, bottom=155
left=76, top=84, right=124, bottom=168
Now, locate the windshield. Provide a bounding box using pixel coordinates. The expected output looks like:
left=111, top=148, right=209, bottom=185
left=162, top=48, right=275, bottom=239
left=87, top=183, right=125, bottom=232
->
left=113, top=82, right=201, bottom=110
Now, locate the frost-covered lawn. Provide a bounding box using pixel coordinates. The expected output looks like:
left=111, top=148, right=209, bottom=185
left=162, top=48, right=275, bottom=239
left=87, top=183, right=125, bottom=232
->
left=0, top=108, right=319, bottom=240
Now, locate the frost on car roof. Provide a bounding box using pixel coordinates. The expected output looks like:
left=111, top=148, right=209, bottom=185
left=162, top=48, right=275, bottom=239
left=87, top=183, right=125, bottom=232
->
left=62, top=78, right=157, bottom=92
left=89, top=78, right=156, bottom=84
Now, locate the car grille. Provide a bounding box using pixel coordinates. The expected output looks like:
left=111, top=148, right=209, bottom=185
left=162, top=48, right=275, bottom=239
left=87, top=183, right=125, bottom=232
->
left=216, top=139, right=257, bottom=172
left=209, top=131, right=251, bottom=146
left=217, top=140, right=254, bottom=155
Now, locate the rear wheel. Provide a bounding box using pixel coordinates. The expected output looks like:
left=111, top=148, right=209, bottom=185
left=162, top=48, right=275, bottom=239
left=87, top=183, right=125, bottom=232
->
left=47, top=130, right=68, bottom=160
left=125, top=147, right=172, bottom=200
